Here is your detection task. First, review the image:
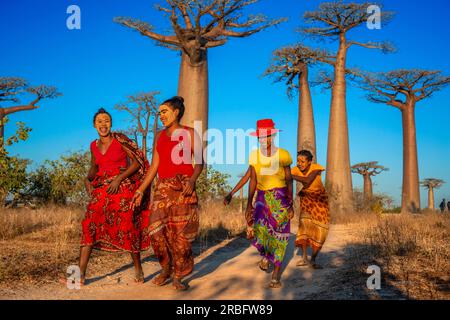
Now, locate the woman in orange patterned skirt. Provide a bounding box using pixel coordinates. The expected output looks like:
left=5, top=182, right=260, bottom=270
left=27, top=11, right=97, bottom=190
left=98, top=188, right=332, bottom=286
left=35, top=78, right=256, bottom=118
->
left=291, top=150, right=330, bottom=269
left=132, top=96, right=204, bottom=291
left=80, top=108, right=150, bottom=285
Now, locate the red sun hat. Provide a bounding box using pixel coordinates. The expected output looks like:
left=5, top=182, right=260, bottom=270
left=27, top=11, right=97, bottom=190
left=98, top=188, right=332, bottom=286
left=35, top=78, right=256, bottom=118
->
left=249, top=119, right=281, bottom=137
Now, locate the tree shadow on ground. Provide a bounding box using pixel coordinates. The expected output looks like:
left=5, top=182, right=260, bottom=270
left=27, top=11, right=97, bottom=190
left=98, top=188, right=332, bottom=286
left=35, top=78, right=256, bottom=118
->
left=86, top=225, right=246, bottom=285
left=185, top=233, right=251, bottom=285
left=196, top=233, right=409, bottom=300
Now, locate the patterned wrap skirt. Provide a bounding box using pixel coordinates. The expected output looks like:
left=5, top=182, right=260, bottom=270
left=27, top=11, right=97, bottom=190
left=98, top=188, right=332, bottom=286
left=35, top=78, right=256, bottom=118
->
left=296, top=188, right=330, bottom=250
left=81, top=171, right=143, bottom=253
left=141, top=174, right=199, bottom=278
left=251, top=187, right=292, bottom=267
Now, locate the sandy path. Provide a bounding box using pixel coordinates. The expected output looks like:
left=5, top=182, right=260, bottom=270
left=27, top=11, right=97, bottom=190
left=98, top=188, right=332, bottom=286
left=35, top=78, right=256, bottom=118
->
left=2, top=224, right=373, bottom=300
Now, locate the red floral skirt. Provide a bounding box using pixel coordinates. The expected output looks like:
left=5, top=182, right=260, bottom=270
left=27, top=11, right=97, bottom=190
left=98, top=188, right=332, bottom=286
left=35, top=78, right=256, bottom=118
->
left=80, top=171, right=146, bottom=253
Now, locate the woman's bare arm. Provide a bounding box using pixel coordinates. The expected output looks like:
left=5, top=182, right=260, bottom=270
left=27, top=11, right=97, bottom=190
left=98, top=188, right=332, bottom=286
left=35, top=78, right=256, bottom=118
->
left=292, top=169, right=323, bottom=187
left=231, top=167, right=251, bottom=195
left=245, top=166, right=257, bottom=226
left=136, top=132, right=161, bottom=194
left=116, top=149, right=140, bottom=181
left=284, top=166, right=293, bottom=204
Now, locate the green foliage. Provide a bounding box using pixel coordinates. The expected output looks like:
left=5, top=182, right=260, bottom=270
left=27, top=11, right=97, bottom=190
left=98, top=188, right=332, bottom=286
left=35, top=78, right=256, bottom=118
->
left=196, top=166, right=231, bottom=200
left=0, top=149, right=29, bottom=205
left=27, top=151, right=90, bottom=205
left=5, top=120, right=32, bottom=146
left=353, top=188, right=395, bottom=213
left=0, top=120, right=31, bottom=205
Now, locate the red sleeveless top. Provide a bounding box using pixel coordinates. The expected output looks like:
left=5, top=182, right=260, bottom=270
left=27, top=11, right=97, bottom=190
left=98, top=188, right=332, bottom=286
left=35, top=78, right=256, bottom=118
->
left=156, top=127, right=194, bottom=179
left=90, top=138, right=128, bottom=176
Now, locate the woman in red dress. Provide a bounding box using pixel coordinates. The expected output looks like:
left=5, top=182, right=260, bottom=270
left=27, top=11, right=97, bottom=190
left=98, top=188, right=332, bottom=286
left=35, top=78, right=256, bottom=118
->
left=80, top=108, right=150, bottom=285
left=133, top=96, right=204, bottom=291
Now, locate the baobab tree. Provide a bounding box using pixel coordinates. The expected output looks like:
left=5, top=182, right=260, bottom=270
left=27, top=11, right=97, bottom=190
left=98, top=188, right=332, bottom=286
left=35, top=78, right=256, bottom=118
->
left=0, top=77, right=61, bottom=150
left=300, top=1, right=395, bottom=213
left=351, top=161, right=388, bottom=202
left=264, top=44, right=333, bottom=161
left=115, top=0, right=286, bottom=137
left=420, top=178, right=445, bottom=210
left=115, top=92, right=160, bottom=159
left=357, top=69, right=450, bottom=213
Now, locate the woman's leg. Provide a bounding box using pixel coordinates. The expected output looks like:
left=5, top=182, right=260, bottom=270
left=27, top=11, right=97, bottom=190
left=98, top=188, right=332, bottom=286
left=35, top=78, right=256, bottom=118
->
left=79, top=245, right=93, bottom=284
left=131, top=252, right=144, bottom=283
left=310, top=246, right=323, bottom=269
left=173, top=277, right=188, bottom=291
left=296, top=243, right=309, bottom=266
left=269, top=264, right=282, bottom=288
left=259, top=257, right=269, bottom=271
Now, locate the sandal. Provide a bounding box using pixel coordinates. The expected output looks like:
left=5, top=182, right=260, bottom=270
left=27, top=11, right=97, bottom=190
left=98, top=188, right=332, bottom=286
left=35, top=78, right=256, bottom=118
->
left=296, top=258, right=309, bottom=267
left=268, top=279, right=282, bottom=289
left=258, top=258, right=269, bottom=271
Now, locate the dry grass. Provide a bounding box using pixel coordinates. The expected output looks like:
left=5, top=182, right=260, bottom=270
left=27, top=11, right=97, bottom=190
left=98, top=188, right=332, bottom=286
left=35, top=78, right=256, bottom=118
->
left=0, top=201, right=246, bottom=286
left=362, top=213, right=450, bottom=299
left=1, top=203, right=449, bottom=300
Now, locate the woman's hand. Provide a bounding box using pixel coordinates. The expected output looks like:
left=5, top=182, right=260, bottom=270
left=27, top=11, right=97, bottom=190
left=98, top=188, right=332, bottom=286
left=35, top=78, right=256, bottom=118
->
left=85, top=183, right=94, bottom=196
left=131, top=190, right=143, bottom=210
left=107, top=177, right=122, bottom=194
left=288, top=207, right=295, bottom=220
left=182, top=179, right=195, bottom=196
left=245, top=206, right=254, bottom=226
left=246, top=226, right=254, bottom=240
left=223, top=193, right=232, bottom=205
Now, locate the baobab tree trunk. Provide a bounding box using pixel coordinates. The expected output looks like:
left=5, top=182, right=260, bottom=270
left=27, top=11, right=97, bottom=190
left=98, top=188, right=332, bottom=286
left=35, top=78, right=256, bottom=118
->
left=239, top=187, right=244, bottom=214
left=141, top=135, right=147, bottom=160
left=427, top=187, right=434, bottom=210
left=401, top=104, right=420, bottom=213
left=178, top=52, right=209, bottom=140
left=297, top=67, right=317, bottom=161
left=325, top=34, right=353, bottom=213
left=363, top=174, right=373, bottom=202
left=0, top=112, right=5, bottom=151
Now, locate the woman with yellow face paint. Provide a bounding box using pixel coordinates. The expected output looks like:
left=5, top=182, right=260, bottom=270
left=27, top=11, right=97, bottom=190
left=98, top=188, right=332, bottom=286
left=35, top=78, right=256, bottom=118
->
left=291, top=150, right=330, bottom=269
left=132, top=96, right=204, bottom=291
left=80, top=108, right=150, bottom=285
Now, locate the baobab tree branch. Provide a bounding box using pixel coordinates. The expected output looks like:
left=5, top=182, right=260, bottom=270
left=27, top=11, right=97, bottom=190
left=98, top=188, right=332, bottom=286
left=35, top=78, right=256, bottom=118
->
left=4, top=103, right=39, bottom=116
left=346, top=41, right=396, bottom=53
left=114, top=17, right=181, bottom=46
left=202, top=0, right=254, bottom=34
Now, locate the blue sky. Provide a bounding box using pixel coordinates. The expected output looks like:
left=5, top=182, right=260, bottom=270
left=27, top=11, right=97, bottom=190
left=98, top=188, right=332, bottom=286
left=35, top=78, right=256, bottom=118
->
left=1, top=0, right=449, bottom=207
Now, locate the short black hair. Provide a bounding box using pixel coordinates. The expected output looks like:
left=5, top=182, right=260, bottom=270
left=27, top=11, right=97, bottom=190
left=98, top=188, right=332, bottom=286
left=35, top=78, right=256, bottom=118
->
left=162, top=96, right=185, bottom=121
left=93, top=108, right=112, bottom=125
left=297, top=149, right=313, bottom=161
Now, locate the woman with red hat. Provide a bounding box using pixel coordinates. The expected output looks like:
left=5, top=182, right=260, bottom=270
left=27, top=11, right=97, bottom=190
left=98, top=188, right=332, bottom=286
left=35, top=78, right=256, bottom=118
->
left=245, top=119, right=294, bottom=289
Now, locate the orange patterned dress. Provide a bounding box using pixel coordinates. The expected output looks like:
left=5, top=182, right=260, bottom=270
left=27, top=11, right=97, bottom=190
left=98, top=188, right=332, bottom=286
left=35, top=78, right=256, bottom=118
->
left=81, top=133, right=149, bottom=253
left=292, top=163, right=330, bottom=250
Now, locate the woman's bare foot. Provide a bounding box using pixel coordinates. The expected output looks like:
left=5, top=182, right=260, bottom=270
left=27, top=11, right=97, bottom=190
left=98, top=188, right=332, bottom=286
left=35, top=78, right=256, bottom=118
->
left=172, top=278, right=188, bottom=291
left=152, top=269, right=171, bottom=286
left=134, top=270, right=145, bottom=284
left=268, top=279, right=282, bottom=289
left=310, top=262, right=323, bottom=269
left=296, top=258, right=309, bottom=267
left=258, top=258, right=269, bottom=271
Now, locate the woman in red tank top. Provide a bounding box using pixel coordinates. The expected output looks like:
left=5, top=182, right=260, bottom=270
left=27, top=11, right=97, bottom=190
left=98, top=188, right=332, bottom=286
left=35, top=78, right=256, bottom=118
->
left=79, top=108, right=150, bottom=285
left=133, top=96, right=204, bottom=291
